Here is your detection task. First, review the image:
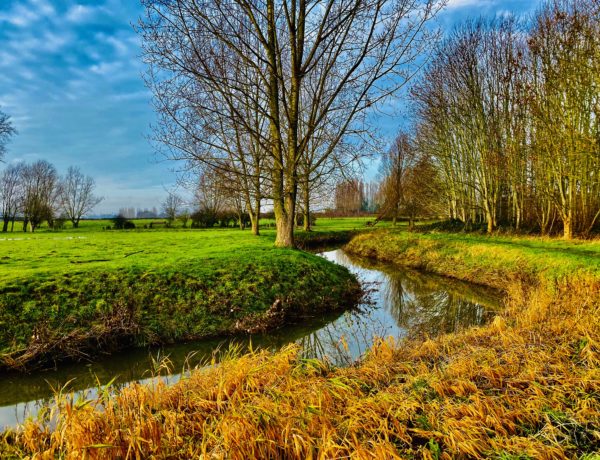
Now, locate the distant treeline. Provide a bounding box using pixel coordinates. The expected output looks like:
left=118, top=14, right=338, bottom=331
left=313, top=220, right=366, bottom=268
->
left=0, top=161, right=101, bottom=232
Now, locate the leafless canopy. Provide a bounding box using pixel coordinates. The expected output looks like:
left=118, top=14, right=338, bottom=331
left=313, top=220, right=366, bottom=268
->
left=59, top=166, right=103, bottom=228
left=0, top=109, right=16, bottom=161
left=139, top=0, right=443, bottom=246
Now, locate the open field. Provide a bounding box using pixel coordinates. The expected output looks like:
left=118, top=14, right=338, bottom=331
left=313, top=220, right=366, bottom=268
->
left=0, top=218, right=372, bottom=371
left=1, top=226, right=599, bottom=458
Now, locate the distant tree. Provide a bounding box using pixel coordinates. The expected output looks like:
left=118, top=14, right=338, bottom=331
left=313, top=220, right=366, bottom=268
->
left=0, top=163, right=23, bottom=232
left=0, top=109, right=16, bottom=161
left=59, top=166, right=102, bottom=228
left=162, top=193, right=183, bottom=227
left=177, top=209, right=190, bottom=228
left=401, top=154, right=441, bottom=230
left=21, top=160, right=59, bottom=232
left=112, top=214, right=135, bottom=230
left=334, top=179, right=364, bottom=215
left=379, top=132, right=420, bottom=226
left=191, top=174, right=226, bottom=228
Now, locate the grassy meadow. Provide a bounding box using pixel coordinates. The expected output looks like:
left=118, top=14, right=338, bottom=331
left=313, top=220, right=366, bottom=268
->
left=1, top=222, right=599, bottom=458
left=0, top=218, right=372, bottom=371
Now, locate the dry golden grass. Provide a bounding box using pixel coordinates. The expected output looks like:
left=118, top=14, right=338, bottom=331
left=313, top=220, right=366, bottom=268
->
left=2, top=235, right=600, bottom=459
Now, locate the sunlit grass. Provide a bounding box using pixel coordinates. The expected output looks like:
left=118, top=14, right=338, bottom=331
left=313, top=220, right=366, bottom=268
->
left=0, top=219, right=367, bottom=370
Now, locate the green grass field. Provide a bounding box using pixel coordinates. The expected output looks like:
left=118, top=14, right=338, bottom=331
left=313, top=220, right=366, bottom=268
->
left=0, top=218, right=372, bottom=370
left=0, top=217, right=379, bottom=280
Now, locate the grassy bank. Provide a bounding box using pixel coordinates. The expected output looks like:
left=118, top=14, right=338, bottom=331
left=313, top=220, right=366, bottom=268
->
left=0, top=223, right=364, bottom=371
left=346, top=229, right=600, bottom=289
left=1, top=229, right=599, bottom=458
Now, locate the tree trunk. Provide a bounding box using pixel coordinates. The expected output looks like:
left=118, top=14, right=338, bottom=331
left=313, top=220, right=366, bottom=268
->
left=563, top=215, right=573, bottom=240
left=2, top=218, right=8, bottom=233
left=486, top=215, right=494, bottom=234
left=273, top=166, right=297, bottom=248
left=303, top=181, right=311, bottom=232
left=275, top=208, right=295, bottom=247
left=73, top=220, right=79, bottom=229
left=250, top=216, right=259, bottom=235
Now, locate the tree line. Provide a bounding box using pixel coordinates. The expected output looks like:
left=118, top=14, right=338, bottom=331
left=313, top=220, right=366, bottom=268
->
left=378, top=0, right=600, bottom=239
left=0, top=161, right=102, bottom=232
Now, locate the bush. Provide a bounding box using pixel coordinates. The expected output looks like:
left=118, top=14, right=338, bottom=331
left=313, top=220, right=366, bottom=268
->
left=112, top=215, right=135, bottom=230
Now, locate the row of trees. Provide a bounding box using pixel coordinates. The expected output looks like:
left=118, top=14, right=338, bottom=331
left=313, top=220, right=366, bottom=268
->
left=333, top=180, right=380, bottom=215
left=0, top=161, right=102, bottom=232
left=395, top=0, right=600, bottom=239
left=139, top=0, right=443, bottom=247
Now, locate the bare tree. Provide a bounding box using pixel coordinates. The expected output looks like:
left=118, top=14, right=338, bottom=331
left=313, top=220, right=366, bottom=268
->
left=140, top=0, right=443, bottom=247
left=0, top=109, right=16, bottom=161
left=192, top=173, right=227, bottom=228
left=59, top=166, right=102, bottom=228
left=162, top=192, right=184, bottom=226
left=21, top=160, right=59, bottom=232
left=379, top=132, right=420, bottom=226
left=0, top=163, right=23, bottom=232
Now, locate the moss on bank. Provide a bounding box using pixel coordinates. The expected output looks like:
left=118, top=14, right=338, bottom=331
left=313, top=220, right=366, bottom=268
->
left=0, top=249, right=360, bottom=372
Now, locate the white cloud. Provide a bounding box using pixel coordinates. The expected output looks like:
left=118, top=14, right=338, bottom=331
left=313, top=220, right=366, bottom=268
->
left=65, top=4, right=95, bottom=23
left=0, top=0, right=56, bottom=27
left=446, top=0, right=495, bottom=9
left=90, top=61, right=123, bottom=76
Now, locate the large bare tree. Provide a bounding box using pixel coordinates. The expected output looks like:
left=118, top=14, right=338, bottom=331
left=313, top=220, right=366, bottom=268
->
left=140, top=0, right=443, bottom=247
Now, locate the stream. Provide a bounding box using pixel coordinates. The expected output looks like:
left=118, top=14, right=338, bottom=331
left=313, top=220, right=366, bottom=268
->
left=0, top=248, right=502, bottom=430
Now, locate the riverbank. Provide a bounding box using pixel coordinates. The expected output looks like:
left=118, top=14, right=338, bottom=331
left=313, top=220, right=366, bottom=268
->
left=2, top=229, right=599, bottom=458
left=0, top=225, right=363, bottom=372
left=345, top=229, right=600, bottom=289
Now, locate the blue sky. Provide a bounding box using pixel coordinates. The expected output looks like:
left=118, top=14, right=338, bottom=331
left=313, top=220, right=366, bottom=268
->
left=0, top=0, right=542, bottom=214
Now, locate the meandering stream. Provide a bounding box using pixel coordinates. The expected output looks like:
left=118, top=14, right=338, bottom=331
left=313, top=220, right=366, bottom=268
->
left=0, top=248, right=502, bottom=430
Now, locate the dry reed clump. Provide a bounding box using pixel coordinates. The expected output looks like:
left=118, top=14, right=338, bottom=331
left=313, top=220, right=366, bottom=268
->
left=1, top=277, right=599, bottom=459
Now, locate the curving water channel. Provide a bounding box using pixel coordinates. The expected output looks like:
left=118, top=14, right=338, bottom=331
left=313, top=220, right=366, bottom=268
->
left=0, top=248, right=502, bottom=430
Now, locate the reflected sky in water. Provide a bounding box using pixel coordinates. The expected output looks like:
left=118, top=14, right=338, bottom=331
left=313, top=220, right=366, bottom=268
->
left=0, top=249, right=501, bottom=430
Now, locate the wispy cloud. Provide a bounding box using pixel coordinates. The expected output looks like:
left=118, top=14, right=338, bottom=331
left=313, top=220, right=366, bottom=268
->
left=0, top=0, right=171, bottom=213
left=446, top=0, right=495, bottom=9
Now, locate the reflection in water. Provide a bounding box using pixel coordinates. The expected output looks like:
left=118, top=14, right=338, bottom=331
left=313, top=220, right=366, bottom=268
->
left=0, top=249, right=501, bottom=430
